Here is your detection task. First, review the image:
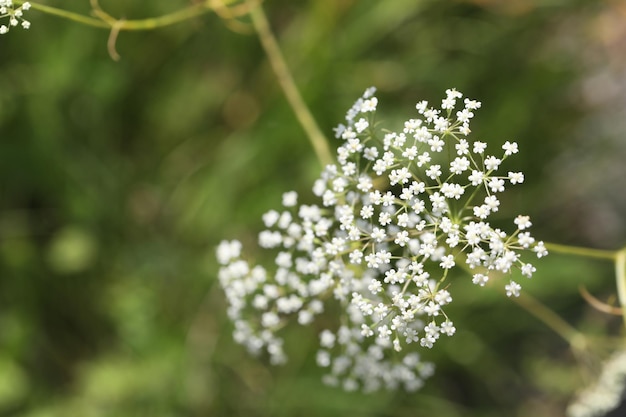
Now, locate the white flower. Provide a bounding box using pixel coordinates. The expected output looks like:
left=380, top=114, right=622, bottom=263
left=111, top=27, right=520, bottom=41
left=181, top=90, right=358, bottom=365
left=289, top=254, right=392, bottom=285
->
left=425, top=164, right=442, bottom=179
left=217, top=87, right=546, bottom=393
left=0, top=1, right=31, bottom=34
left=456, top=108, right=474, bottom=124
left=502, top=141, right=519, bottom=155
left=472, top=273, right=489, bottom=286
left=355, top=118, right=369, bottom=133
left=360, top=97, right=378, bottom=112
left=517, top=232, right=535, bottom=248
left=521, top=263, right=536, bottom=277
left=484, top=155, right=502, bottom=170
left=473, top=141, right=487, bottom=154
left=468, top=170, right=484, bottom=186
left=370, top=227, right=386, bottom=243
left=282, top=191, right=298, bottom=207
left=509, top=171, right=524, bottom=184
left=488, top=178, right=505, bottom=193
left=439, top=254, right=455, bottom=269
left=320, top=330, right=336, bottom=348
left=261, top=312, right=281, bottom=328
left=464, top=97, right=482, bottom=110
left=450, top=156, right=470, bottom=174
left=505, top=281, right=521, bottom=297
left=534, top=241, right=548, bottom=258
left=217, top=240, right=242, bottom=265
left=514, top=215, right=532, bottom=230
left=440, top=321, right=456, bottom=336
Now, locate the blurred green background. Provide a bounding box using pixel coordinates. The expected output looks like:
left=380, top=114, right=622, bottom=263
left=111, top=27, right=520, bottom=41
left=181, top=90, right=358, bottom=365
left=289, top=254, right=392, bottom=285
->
left=1, top=0, right=625, bottom=416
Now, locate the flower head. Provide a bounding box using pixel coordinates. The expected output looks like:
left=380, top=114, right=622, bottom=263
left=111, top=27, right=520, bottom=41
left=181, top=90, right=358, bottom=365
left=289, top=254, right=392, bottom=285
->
left=0, top=1, right=31, bottom=35
left=217, top=87, right=546, bottom=392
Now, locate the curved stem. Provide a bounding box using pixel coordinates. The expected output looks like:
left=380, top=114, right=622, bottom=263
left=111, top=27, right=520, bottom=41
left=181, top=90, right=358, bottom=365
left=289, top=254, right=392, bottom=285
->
left=247, top=1, right=333, bottom=167
left=543, top=242, right=617, bottom=261
left=545, top=242, right=626, bottom=328
left=22, top=0, right=333, bottom=166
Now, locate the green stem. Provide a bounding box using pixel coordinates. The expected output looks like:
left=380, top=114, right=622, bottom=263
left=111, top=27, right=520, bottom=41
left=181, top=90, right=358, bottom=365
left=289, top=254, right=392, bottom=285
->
left=21, top=0, right=333, bottom=166
left=16, top=1, right=217, bottom=31
left=615, top=248, right=626, bottom=326
left=20, top=2, right=108, bottom=28
left=248, top=1, right=333, bottom=167
left=455, top=252, right=586, bottom=348
left=545, top=242, right=626, bottom=328
left=96, top=4, right=210, bottom=31
left=543, top=242, right=617, bottom=261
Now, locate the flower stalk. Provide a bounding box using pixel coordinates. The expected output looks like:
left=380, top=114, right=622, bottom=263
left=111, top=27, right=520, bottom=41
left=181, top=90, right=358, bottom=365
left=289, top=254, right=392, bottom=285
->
left=545, top=242, right=626, bottom=328
left=543, top=242, right=616, bottom=261
left=615, top=248, right=626, bottom=326
left=247, top=1, right=333, bottom=166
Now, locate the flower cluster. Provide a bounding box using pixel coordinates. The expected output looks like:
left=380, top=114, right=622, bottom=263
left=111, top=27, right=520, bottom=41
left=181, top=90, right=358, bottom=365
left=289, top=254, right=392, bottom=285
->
left=567, top=348, right=626, bottom=417
left=0, top=1, right=30, bottom=35
left=217, top=88, right=547, bottom=392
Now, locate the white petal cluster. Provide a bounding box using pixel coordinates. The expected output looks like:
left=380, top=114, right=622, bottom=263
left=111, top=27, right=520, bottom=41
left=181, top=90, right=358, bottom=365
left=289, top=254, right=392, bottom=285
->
left=567, top=348, right=626, bottom=417
left=0, top=1, right=31, bottom=35
left=217, top=88, right=547, bottom=392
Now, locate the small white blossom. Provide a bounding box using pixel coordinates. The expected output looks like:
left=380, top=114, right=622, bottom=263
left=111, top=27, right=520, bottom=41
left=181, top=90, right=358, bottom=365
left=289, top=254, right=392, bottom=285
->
left=282, top=191, right=298, bottom=207
left=450, top=156, right=470, bottom=174
left=508, top=171, right=524, bottom=184
left=484, top=155, right=501, bottom=170
left=534, top=241, right=548, bottom=258
left=505, top=280, right=522, bottom=297
left=355, top=118, right=369, bottom=133
left=502, top=141, right=519, bottom=156
left=361, top=96, right=378, bottom=112
left=521, top=263, right=536, bottom=277
left=514, top=215, right=532, bottom=230
left=473, top=141, right=487, bottom=154
left=425, top=164, right=442, bottom=180
left=217, top=240, right=242, bottom=265
left=472, top=273, right=489, bottom=286
left=440, top=321, right=456, bottom=336
left=320, top=330, right=336, bottom=348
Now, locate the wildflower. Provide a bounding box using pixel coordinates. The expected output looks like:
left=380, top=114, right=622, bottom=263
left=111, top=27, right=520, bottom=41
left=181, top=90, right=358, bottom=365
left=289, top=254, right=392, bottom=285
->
left=217, top=87, right=546, bottom=392
left=0, top=1, right=31, bottom=34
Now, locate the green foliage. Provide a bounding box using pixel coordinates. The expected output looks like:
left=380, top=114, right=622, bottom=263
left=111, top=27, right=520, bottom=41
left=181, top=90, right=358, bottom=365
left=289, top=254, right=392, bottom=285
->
left=0, top=0, right=622, bottom=416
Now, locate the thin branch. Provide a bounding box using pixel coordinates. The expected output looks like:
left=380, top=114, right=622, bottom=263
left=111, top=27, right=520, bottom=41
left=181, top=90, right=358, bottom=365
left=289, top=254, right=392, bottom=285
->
left=247, top=0, right=333, bottom=167
left=579, top=286, right=622, bottom=316
left=16, top=0, right=226, bottom=31
left=615, top=248, right=626, bottom=327
left=106, top=18, right=124, bottom=61
left=543, top=242, right=617, bottom=261
left=208, top=0, right=253, bottom=34
left=24, top=2, right=109, bottom=28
